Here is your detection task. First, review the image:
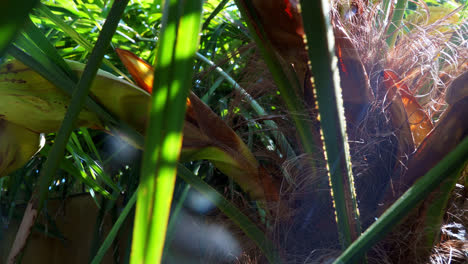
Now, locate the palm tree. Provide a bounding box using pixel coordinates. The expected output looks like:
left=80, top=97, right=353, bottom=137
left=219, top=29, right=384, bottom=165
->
left=234, top=0, right=467, bottom=262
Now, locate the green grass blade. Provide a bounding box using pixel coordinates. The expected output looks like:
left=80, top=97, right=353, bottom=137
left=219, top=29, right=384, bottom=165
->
left=35, top=3, right=133, bottom=83
left=176, top=164, right=282, bottom=264
left=131, top=0, right=204, bottom=263
left=333, top=136, right=468, bottom=264
left=68, top=131, right=118, bottom=192
left=66, top=140, right=120, bottom=193
left=13, top=33, right=71, bottom=82
left=0, top=178, right=4, bottom=202
left=202, top=0, right=230, bottom=30
left=40, top=144, right=111, bottom=198
left=8, top=43, right=74, bottom=89
left=201, top=64, right=235, bottom=103
left=130, top=0, right=179, bottom=261
left=22, top=17, right=76, bottom=79
left=195, top=51, right=296, bottom=159
left=79, top=128, right=103, bottom=161
left=300, top=0, right=361, bottom=248
left=0, top=0, right=38, bottom=58
left=91, top=191, right=137, bottom=264
left=36, top=0, right=129, bottom=209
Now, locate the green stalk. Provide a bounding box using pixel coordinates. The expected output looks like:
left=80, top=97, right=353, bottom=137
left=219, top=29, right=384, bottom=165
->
left=386, top=0, right=409, bottom=47
left=333, top=136, right=468, bottom=264
left=130, top=0, right=203, bottom=263
left=300, top=0, right=361, bottom=248
left=91, top=191, right=137, bottom=264
left=380, top=0, right=392, bottom=26
left=195, top=51, right=296, bottom=159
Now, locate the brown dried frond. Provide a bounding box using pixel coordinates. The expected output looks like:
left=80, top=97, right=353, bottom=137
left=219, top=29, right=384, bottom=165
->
left=332, top=0, right=389, bottom=91
left=234, top=251, right=262, bottom=264
left=348, top=101, right=402, bottom=227
left=385, top=15, right=467, bottom=117
left=428, top=173, right=468, bottom=264
left=429, top=240, right=468, bottom=264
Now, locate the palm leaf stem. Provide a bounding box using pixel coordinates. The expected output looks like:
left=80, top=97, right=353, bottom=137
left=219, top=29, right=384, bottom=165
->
left=300, top=0, right=361, bottom=249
